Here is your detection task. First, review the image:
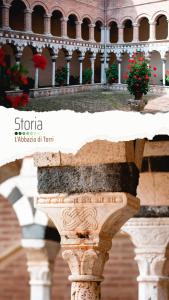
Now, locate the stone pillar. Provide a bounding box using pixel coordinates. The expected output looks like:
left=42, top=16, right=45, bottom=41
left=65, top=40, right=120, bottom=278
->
left=24, top=9, right=32, bottom=33
left=2, top=4, right=11, bottom=30
left=149, top=21, right=156, bottom=41
left=167, top=20, right=169, bottom=40
left=23, top=240, right=60, bottom=300
left=66, top=55, right=72, bottom=85
left=123, top=215, right=169, bottom=300
left=101, top=26, right=106, bottom=43
left=101, top=55, right=105, bottom=84
left=79, top=54, right=84, bottom=85
left=44, top=14, right=51, bottom=35
left=61, top=17, right=68, bottom=39
left=89, top=24, right=95, bottom=42
left=133, top=23, right=139, bottom=43
left=162, top=59, right=166, bottom=86
left=90, top=54, right=96, bottom=84
left=34, top=140, right=145, bottom=300
left=75, top=21, right=82, bottom=40
left=106, top=27, right=110, bottom=44
left=51, top=55, right=57, bottom=87
left=35, top=68, right=39, bottom=89
left=118, top=59, right=122, bottom=84
left=118, top=25, right=124, bottom=43
left=15, top=52, right=22, bottom=66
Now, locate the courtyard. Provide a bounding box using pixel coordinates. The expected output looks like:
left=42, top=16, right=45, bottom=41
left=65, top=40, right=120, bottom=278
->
left=18, top=90, right=160, bottom=112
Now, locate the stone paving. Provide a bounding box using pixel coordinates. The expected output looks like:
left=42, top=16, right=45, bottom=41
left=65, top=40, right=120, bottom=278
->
left=144, top=95, right=169, bottom=113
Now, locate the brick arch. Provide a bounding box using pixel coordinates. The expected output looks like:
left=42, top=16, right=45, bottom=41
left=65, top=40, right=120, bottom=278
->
left=108, top=18, right=119, bottom=26
left=31, top=1, right=49, bottom=14
left=67, top=10, right=80, bottom=21
left=135, top=13, right=150, bottom=25
left=152, top=10, right=169, bottom=22
left=81, top=14, right=93, bottom=24
left=94, top=17, right=104, bottom=25
left=7, top=0, right=30, bottom=7
left=50, top=5, right=65, bottom=18
left=120, top=16, right=134, bottom=26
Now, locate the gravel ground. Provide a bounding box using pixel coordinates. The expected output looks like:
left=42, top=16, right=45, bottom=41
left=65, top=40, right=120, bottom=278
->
left=19, top=90, right=158, bottom=113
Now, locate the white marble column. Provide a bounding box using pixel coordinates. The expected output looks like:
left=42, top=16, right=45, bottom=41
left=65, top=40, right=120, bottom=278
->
left=101, top=55, right=105, bottom=84
left=118, top=59, right=122, bottom=84
left=101, top=26, right=106, bottom=43
left=24, top=9, right=32, bottom=33
left=89, top=24, right=95, bottom=42
left=35, top=68, right=39, bottom=89
left=79, top=55, right=84, bottom=85
left=162, top=59, right=166, bottom=86
left=123, top=217, right=169, bottom=300
left=51, top=55, right=57, bottom=87
left=44, top=14, right=51, bottom=35
left=75, top=21, right=82, bottom=40
left=2, top=4, right=11, bottom=30
left=61, top=17, right=68, bottom=39
left=90, top=55, right=96, bottom=84
left=149, top=21, right=156, bottom=41
left=118, top=25, right=124, bottom=43
left=133, top=23, right=139, bottom=43
left=66, top=55, right=72, bottom=85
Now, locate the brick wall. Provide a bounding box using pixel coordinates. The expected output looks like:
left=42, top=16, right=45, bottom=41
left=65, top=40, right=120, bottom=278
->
left=0, top=195, right=138, bottom=300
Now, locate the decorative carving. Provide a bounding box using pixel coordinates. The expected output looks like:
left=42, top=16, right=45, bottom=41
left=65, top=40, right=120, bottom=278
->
left=62, top=208, right=98, bottom=231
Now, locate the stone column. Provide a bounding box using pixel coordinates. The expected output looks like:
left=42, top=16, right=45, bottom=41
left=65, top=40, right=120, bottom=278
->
left=61, top=17, right=68, bottom=39
left=133, top=23, right=139, bottom=43
left=101, top=55, right=105, bottom=84
left=106, top=27, right=110, bottom=44
left=35, top=68, right=39, bottom=89
left=75, top=21, right=82, bottom=40
left=51, top=55, right=57, bottom=87
left=44, top=14, right=51, bottom=35
left=34, top=140, right=145, bottom=300
left=162, top=58, right=166, bottom=86
left=101, top=26, right=106, bottom=43
left=66, top=55, right=72, bottom=85
left=123, top=215, right=169, bottom=300
left=118, top=59, right=122, bottom=84
left=24, top=9, right=32, bottom=33
left=2, top=4, right=11, bottom=30
left=24, top=240, right=60, bottom=300
left=90, top=54, right=96, bottom=84
left=167, top=20, right=169, bottom=40
left=118, top=25, right=124, bottom=43
left=15, top=52, right=22, bottom=66
left=89, top=24, right=95, bottom=42
left=149, top=21, right=156, bottom=41
left=79, top=54, right=85, bottom=85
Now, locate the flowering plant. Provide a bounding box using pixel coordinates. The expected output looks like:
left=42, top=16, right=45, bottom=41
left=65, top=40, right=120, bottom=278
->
left=125, top=52, right=157, bottom=99
left=106, top=64, right=118, bottom=84
left=0, top=48, right=47, bottom=108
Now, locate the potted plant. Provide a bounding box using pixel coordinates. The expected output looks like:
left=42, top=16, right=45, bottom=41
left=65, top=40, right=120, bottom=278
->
left=0, top=48, right=47, bottom=108
left=126, top=52, right=157, bottom=101
left=106, top=64, right=118, bottom=84
left=55, top=67, right=68, bottom=86
left=82, top=68, right=92, bottom=84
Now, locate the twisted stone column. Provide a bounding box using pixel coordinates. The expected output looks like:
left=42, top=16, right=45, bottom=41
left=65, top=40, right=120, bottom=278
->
left=34, top=140, right=145, bottom=300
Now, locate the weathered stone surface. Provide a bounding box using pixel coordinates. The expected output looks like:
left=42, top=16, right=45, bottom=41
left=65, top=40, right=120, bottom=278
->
left=38, top=163, right=139, bottom=195
left=141, top=156, right=169, bottom=172
left=135, top=206, right=169, bottom=218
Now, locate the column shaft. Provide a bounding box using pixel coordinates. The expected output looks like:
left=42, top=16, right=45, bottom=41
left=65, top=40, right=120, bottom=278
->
left=66, top=56, right=72, bottom=85
left=75, top=21, right=82, bottom=40
left=89, top=24, right=95, bottom=42
left=24, top=9, right=32, bottom=32
left=44, top=15, right=51, bottom=35
left=118, top=26, right=124, bottom=43
left=61, top=18, right=68, bottom=38
left=2, top=4, right=10, bottom=30
left=71, top=281, right=101, bottom=300
left=79, top=57, right=84, bottom=85
left=52, top=57, right=57, bottom=87
left=149, top=22, right=156, bottom=41
left=118, top=61, right=122, bottom=84
left=35, top=68, right=39, bottom=89
left=162, top=60, right=166, bottom=86
left=90, top=57, right=95, bottom=84
left=133, top=24, right=139, bottom=43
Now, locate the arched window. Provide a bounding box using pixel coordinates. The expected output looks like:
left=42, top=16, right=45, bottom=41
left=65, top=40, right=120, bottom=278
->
left=156, top=15, right=168, bottom=40
left=9, top=0, right=26, bottom=31
left=51, top=10, right=63, bottom=37
left=123, top=19, right=133, bottom=42
left=32, top=5, right=46, bottom=34
left=0, top=0, right=3, bottom=28
left=94, top=21, right=102, bottom=42
left=67, top=14, right=77, bottom=39
left=82, top=18, right=91, bottom=40
left=139, top=18, right=149, bottom=41
left=109, top=21, right=118, bottom=43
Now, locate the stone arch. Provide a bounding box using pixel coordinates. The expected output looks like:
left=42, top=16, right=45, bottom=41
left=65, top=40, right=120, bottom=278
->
left=138, top=17, right=150, bottom=41
left=1, top=43, right=16, bottom=66
left=9, top=0, right=26, bottom=31
left=70, top=49, right=81, bottom=85
left=121, top=52, right=130, bottom=83
left=21, top=46, right=35, bottom=83
left=31, top=1, right=49, bottom=14
left=56, top=47, right=69, bottom=86
left=38, top=47, right=52, bottom=87
left=67, top=10, right=80, bottom=22
left=109, top=52, right=118, bottom=67
left=8, top=0, right=29, bottom=8
left=122, top=19, right=133, bottom=42
left=94, top=20, right=103, bottom=43
left=82, top=17, right=91, bottom=41
left=50, top=5, right=65, bottom=18
left=94, top=17, right=104, bottom=25
left=150, top=50, right=162, bottom=85
left=81, top=14, right=93, bottom=24
left=135, top=13, right=150, bottom=25
left=152, top=10, right=169, bottom=23
left=155, top=14, right=168, bottom=40
left=51, top=9, right=63, bottom=37
left=109, top=20, right=118, bottom=43
left=32, top=4, right=46, bottom=34
left=67, top=13, right=78, bottom=39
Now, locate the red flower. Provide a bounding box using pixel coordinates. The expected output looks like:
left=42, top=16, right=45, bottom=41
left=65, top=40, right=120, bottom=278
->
left=0, top=48, right=6, bottom=67
left=6, top=69, right=11, bottom=76
left=32, top=54, right=47, bottom=70
left=20, top=75, right=28, bottom=85
left=20, top=93, right=29, bottom=106
left=145, top=75, right=149, bottom=80
left=138, top=77, right=141, bottom=81
left=127, top=65, right=131, bottom=69
left=134, top=75, right=137, bottom=79
left=6, top=93, right=29, bottom=108
left=149, top=65, right=152, bottom=69
left=153, top=66, right=157, bottom=71
left=154, top=74, right=157, bottom=77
